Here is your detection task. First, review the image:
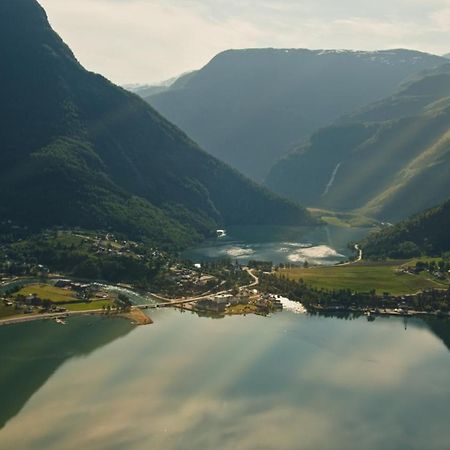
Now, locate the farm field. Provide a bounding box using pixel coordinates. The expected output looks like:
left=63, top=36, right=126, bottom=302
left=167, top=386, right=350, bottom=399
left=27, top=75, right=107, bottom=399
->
left=14, top=284, right=78, bottom=302
left=280, top=261, right=448, bottom=295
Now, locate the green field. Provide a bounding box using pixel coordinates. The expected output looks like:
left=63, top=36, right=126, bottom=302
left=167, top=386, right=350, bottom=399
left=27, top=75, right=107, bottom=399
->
left=280, top=261, right=448, bottom=295
left=13, top=283, right=115, bottom=311
left=308, top=208, right=379, bottom=228
left=14, top=284, right=78, bottom=302
left=0, top=303, right=19, bottom=319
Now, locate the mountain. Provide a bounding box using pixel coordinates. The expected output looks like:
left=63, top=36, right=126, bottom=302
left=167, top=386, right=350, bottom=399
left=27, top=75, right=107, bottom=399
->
left=339, top=63, right=450, bottom=124
left=444, top=53, right=450, bottom=59
left=0, top=0, right=312, bottom=248
left=141, top=48, right=447, bottom=181
left=362, top=198, right=450, bottom=258
left=124, top=84, right=169, bottom=97
left=266, top=64, right=450, bottom=222
left=124, top=74, right=192, bottom=98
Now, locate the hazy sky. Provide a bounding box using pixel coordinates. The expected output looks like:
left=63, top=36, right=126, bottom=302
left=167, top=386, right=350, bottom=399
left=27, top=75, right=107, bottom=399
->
left=39, top=0, right=450, bottom=85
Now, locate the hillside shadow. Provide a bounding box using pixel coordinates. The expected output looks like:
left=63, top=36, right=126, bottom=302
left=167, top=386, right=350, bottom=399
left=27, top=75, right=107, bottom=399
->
left=0, top=317, right=135, bottom=430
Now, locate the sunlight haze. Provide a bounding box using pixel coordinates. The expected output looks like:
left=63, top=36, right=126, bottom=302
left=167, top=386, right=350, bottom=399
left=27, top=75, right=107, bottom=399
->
left=39, top=0, right=450, bottom=84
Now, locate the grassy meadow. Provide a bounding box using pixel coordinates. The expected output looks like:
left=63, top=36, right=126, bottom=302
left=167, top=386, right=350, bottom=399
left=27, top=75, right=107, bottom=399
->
left=0, top=303, right=18, bottom=319
left=280, top=261, right=448, bottom=295
left=64, top=300, right=111, bottom=311
left=14, top=284, right=78, bottom=302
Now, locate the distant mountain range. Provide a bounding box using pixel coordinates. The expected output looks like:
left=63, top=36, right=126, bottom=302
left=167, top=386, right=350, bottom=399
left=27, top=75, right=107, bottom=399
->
left=139, top=48, right=447, bottom=181
left=124, top=84, right=168, bottom=97
left=123, top=75, right=187, bottom=98
left=363, top=198, right=450, bottom=258
left=266, top=63, right=450, bottom=221
left=0, top=0, right=312, bottom=248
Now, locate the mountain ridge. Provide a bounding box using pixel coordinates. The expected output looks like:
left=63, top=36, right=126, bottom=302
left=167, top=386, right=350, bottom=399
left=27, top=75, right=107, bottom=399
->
left=142, top=47, right=447, bottom=180
left=0, top=0, right=313, bottom=248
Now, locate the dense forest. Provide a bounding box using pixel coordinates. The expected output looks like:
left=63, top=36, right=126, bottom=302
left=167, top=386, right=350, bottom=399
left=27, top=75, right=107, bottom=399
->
left=362, top=199, right=450, bottom=258
left=0, top=0, right=312, bottom=250
left=0, top=230, right=167, bottom=287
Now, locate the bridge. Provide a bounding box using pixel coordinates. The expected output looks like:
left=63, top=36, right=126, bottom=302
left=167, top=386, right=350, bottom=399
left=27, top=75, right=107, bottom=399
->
left=0, top=269, right=260, bottom=325
left=135, top=268, right=259, bottom=310
left=135, top=297, right=212, bottom=310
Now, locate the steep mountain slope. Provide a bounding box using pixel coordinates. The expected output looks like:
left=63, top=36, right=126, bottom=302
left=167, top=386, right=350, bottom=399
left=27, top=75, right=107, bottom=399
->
left=266, top=64, right=450, bottom=222
left=340, top=63, right=450, bottom=124
left=142, top=48, right=446, bottom=181
left=0, top=0, right=312, bottom=248
left=362, top=199, right=450, bottom=258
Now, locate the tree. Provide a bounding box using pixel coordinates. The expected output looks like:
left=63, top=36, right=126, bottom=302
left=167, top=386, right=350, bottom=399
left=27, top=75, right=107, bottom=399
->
left=117, top=293, right=132, bottom=311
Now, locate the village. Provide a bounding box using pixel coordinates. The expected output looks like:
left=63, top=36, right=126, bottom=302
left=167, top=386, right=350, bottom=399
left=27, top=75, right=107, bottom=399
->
left=2, top=233, right=450, bottom=326
left=188, top=290, right=283, bottom=317
left=0, top=278, right=121, bottom=318
left=0, top=256, right=287, bottom=325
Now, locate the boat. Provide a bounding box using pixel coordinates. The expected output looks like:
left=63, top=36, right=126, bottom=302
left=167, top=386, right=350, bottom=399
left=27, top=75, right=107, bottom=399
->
left=216, top=229, right=227, bottom=238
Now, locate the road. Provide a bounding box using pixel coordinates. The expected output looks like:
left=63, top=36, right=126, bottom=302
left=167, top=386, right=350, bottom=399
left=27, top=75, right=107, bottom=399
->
left=141, top=268, right=260, bottom=309
left=355, top=244, right=363, bottom=262
left=243, top=268, right=259, bottom=289
left=149, top=268, right=259, bottom=302
left=0, top=308, right=106, bottom=327
left=339, top=244, right=363, bottom=266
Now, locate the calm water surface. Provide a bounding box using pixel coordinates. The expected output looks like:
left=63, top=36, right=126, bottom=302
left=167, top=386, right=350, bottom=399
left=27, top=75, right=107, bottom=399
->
left=182, top=225, right=371, bottom=265
left=1, top=310, right=450, bottom=450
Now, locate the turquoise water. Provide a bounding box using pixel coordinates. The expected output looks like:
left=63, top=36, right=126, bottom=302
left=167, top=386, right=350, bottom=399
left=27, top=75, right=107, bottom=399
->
left=182, top=225, right=371, bottom=265
left=1, top=310, right=450, bottom=450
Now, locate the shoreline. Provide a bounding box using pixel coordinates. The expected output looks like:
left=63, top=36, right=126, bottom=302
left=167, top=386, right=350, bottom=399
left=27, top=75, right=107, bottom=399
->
left=0, top=307, right=153, bottom=327
left=120, top=308, right=153, bottom=325
left=307, top=305, right=450, bottom=319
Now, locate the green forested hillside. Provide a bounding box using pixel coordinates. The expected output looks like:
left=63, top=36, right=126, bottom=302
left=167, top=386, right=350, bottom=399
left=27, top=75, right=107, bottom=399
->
left=0, top=0, right=312, bottom=248
left=363, top=199, right=450, bottom=258
left=266, top=64, right=450, bottom=222
left=143, top=48, right=446, bottom=181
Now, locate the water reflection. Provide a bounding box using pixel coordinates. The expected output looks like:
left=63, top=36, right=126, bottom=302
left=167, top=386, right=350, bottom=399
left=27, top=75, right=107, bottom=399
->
left=424, top=318, right=450, bottom=353
left=1, top=311, right=450, bottom=450
left=0, top=317, right=134, bottom=430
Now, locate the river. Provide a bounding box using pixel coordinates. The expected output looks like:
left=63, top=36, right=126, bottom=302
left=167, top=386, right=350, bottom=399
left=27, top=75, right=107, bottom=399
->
left=1, top=310, right=450, bottom=450
left=182, top=225, right=371, bottom=265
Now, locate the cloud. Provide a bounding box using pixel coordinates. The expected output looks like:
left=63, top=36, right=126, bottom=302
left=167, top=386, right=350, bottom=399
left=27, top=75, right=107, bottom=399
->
left=38, top=0, right=450, bottom=84
left=1, top=311, right=450, bottom=449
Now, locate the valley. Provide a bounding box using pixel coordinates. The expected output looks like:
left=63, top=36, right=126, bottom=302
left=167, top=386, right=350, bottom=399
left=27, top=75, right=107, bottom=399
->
left=143, top=49, right=446, bottom=181
left=266, top=64, right=450, bottom=221
left=1, top=2, right=450, bottom=449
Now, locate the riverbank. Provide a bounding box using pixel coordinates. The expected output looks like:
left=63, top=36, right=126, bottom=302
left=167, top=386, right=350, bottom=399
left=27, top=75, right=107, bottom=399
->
left=308, top=304, right=450, bottom=319
left=121, top=309, right=153, bottom=325
left=0, top=307, right=153, bottom=327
